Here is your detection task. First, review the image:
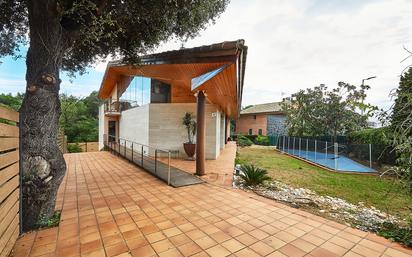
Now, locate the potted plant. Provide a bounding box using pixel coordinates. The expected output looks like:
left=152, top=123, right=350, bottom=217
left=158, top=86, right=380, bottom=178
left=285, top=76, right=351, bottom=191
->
left=182, top=112, right=197, bottom=159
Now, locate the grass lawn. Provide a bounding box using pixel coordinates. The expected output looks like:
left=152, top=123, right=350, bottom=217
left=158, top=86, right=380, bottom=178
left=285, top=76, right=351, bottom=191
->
left=237, top=146, right=412, bottom=220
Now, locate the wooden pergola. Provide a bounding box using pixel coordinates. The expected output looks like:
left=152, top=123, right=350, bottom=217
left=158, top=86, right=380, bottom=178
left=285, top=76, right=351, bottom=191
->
left=98, top=40, right=248, bottom=175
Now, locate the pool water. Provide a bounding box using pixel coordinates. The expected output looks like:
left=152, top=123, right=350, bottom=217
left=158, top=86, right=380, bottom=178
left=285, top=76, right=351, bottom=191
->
left=282, top=148, right=376, bottom=173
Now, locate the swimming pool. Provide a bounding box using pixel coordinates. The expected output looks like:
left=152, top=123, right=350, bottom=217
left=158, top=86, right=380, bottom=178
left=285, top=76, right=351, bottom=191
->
left=282, top=148, right=376, bottom=173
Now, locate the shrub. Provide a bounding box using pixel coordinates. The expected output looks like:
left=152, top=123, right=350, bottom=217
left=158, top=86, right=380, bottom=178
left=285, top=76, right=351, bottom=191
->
left=239, top=164, right=271, bottom=186
left=67, top=143, right=82, bottom=153
left=255, top=135, right=269, bottom=145
left=378, top=220, right=412, bottom=247
left=348, top=127, right=390, bottom=145
left=237, top=135, right=253, bottom=147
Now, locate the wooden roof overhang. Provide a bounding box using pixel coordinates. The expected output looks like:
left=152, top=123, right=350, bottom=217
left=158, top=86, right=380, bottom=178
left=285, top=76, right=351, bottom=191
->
left=98, top=40, right=247, bottom=118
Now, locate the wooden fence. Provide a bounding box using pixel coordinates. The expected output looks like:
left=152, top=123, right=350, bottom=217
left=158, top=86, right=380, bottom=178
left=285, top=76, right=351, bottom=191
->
left=0, top=106, right=20, bottom=257
left=68, top=142, right=99, bottom=152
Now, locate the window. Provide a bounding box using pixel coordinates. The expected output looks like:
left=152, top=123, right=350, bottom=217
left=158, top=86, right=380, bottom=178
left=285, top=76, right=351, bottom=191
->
left=253, top=115, right=257, bottom=120
left=248, top=129, right=253, bottom=135
left=258, top=129, right=262, bottom=135
left=151, top=79, right=171, bottom=103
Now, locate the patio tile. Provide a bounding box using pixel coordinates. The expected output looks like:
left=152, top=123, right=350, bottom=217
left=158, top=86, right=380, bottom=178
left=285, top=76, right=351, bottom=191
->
left=125, top=235, right=148, bottom=250
left=105, top=241, right=129, bottom=257
left=221, top=238, right=245, bottom=253
left=205, top=244, right=231, bottom=257
left=178, top=241, right=202, bottom=256
left=235, top=233, right=258, bottom=246
left=130, top=244, right=156, bottom=257
left=249, top=241, right=275, bottom=256
left=11, top=152, right=406, bottom=257
left=151, top=238, right=175, bottom=253
left=234, top=247, right=261, bottom=257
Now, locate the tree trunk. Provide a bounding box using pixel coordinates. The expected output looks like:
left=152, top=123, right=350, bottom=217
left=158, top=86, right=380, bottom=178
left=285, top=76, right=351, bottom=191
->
left=20, top=0, right=66, bottom=231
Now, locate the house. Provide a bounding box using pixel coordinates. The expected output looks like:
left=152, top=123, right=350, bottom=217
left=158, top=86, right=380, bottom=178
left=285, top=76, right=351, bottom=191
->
left=98, top=40, right=247, bottom=175
left=235, top=102, right=287, bottom=136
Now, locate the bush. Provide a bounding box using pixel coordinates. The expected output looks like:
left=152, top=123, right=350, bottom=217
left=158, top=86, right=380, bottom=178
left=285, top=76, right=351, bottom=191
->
left=255, top=135, right=269, bottom=145
left=237, top=135, right=253, bottom=147
left=239, top=164, right=271, bottom=186
left=67, top=143, right=82, bottom=153
left=378, top=220, right=412, bottom=247
left=348, top=127, right=390, bottom=145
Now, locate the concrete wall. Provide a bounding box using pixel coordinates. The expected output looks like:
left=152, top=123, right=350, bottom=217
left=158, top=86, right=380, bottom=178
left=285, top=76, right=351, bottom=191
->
left=148, top=103, right=220, bottom=159
left=220, top=114, right=225, bottom=150
left=98, top=105, right=104, bottom=150
left=119, top=105, right=149, bottom=145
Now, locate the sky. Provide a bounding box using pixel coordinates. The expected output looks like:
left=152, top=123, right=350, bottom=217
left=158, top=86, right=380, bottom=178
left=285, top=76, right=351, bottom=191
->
left=1, top=0, right=412, bottom=110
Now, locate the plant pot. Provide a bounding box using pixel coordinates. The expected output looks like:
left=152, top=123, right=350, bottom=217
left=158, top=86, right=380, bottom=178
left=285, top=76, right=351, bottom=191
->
left=183, top=143, right=196, bottom=158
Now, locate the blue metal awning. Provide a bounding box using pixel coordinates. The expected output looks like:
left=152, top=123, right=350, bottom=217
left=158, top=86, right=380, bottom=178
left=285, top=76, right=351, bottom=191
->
left=191, top=65, right=228, bottom=91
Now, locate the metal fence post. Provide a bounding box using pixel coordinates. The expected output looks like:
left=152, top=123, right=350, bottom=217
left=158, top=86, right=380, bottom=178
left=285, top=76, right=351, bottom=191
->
left=288, top=137, right=290, bottom=153
left=334, top=142, right=338, bottom=171
left=306, top=139, right=309, bottom=159
left=118, top=139, right=120, bottom=156
left=298, top=138, right=301, bottom=157
left=369, top=144, right=372, bottom=168
left=167, top=151, right=171, bottom=185
left=314, top=140, right=317, bottom=161
left=283, top=136, right=286, bottom=153
left=141, top=145, right=144, bottom=167
left=131, top=143, right=134, bottom=162
left=124, top=140, right=127, bottom=157
left=293, top=137, right=296, bottom=155
left=325, top=141, right=328, bottom=161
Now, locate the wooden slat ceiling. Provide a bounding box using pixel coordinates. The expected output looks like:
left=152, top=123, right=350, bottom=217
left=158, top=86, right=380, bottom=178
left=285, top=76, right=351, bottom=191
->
left=99, top=61, right=240, bottom=117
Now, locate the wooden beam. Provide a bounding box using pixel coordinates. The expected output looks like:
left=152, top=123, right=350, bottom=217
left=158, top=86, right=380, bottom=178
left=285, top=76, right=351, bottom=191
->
left=195, top=91, right=206, bottom=176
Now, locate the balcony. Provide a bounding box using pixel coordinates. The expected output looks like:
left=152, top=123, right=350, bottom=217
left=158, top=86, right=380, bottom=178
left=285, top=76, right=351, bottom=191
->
left=104, top=100, right=135, bottom=116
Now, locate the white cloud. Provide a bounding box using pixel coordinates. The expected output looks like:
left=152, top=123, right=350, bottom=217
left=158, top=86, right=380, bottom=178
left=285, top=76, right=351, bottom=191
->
left=151, top=0, right=412, bottom=110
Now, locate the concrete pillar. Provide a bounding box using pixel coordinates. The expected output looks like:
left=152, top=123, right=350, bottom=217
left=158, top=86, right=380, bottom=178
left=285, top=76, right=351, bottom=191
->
left=196, top=91, right=206, bottom=176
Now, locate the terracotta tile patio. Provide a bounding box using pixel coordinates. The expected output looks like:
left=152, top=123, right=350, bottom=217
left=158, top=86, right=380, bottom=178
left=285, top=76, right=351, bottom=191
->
left=160, top=142, right=237, bottom=187
left=11, top=151, right=412, bottom=257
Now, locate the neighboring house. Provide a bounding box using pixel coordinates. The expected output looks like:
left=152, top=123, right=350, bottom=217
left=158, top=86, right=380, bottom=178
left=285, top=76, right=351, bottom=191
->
left=235, top=102, right=287, bottom=136
left=97, top=40, right=247, bottom=174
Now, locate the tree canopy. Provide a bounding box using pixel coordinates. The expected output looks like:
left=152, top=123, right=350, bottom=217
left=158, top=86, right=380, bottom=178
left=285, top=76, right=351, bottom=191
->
left=1, top=0, right=229, bottom=74
left=0, top=0, right=230, bottom=230
left=282, top=82, right=377, bottom=139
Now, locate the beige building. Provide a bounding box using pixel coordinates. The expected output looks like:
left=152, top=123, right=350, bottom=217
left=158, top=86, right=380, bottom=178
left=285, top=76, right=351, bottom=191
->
left=98, top=40, right=247, bottom=173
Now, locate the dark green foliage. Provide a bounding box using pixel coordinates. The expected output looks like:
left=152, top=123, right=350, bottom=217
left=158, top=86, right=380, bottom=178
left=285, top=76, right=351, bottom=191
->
left=255, top=135, right=269, bottom=145
left=0, top=93, right=24, bottom=111
left=47, top=211, right=61, bottom=228
left=239, top=164, right=271, bottom=186
left=348, top=127, right=390, bottom=145
left=390, top=68, right=412, bottom=191
left=237, top=135, right=253, bottom=147
left=0, top=0, right=229, bottom=75
left=182, top=112, right=196, bottom=144
left=378, top=221, right=412, bottom=247
left=67, top=143, right=82, bottom=153
left=282, top=83, right=377, bottom=139
left=391, top=67, right=412, bottom=131
left=59, top=91, right=101, bottom=142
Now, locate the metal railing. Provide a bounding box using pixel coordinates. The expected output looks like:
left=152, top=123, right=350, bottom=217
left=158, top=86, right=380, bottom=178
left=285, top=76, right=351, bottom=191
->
left=104, top=134, right=174, bottom=185
left=276, top=135, right=378, bottom=173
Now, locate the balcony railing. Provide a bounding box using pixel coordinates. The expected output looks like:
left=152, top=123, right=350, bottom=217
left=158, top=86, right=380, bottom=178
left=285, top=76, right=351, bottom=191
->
left=104, top=100, right=138, bottom=116
left=103, top=134, right=203, bottom=187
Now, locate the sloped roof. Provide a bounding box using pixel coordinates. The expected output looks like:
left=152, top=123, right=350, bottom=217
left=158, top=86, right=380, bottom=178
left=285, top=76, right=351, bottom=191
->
left=98, top=40, right=247, bottom=118
left=240, top=102, right=284, bottom=115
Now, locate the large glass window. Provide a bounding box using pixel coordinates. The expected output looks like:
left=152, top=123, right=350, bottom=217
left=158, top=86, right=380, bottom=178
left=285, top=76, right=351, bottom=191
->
left=151, top=80, right=171, bottom=103
left=120, top=76, right=171, bottom=107
left=120, top=76, right=151, bottom=107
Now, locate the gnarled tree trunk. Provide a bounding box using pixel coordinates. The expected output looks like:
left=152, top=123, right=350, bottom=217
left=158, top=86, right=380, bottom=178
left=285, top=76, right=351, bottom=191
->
left=20, top=0, right=66, bottom=231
